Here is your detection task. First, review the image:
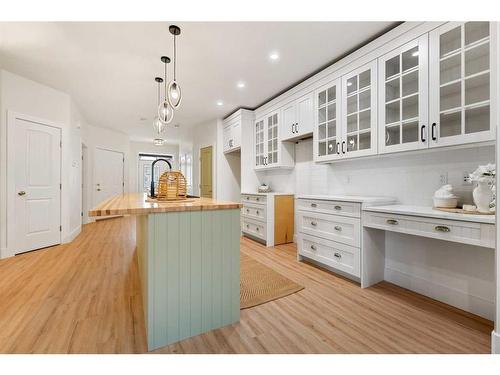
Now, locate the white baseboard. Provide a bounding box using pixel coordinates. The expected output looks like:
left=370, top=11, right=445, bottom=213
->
left=0, top=247, right=11, bottom=260
left=64, top=225, right=81, bottom=244
left=492, top=331, right=500, bottom=354
left=385, top=267, right=494, bottom=321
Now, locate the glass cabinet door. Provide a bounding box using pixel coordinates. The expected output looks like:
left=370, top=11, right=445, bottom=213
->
left=315, top=79, right=341, bottom=161
left=429, top=21, right=494, bottom=147
left=341, top=60, right=378, bottom=158
left=254, top=118, right=265, bottom=167
left=378, top=35, right=429, bottom=154
left=266, top=112, right=279, bottom=166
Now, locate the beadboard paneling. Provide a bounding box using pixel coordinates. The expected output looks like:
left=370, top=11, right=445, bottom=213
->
left=139, top=209, right=240, bottom=351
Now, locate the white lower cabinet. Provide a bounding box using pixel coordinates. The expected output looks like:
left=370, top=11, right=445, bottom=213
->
left=297, top=197, right=363, bottom=280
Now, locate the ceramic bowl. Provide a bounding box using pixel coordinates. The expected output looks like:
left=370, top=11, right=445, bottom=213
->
left=433, top=197, right=458, bottom=208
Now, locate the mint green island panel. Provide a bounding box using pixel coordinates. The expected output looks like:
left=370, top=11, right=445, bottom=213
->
left=136, top=208, right=241, bottom=351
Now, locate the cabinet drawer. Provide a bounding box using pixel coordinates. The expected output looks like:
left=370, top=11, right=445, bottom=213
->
left=241, top=203, right=267, bottom=222
left=363, top=211, right=495, bottom=248
left=241, top=194, right=266, bottom=205
left=242, top=217, right=266, bottom=240
left=297, top=199, right=361, bottom=218
left=298, top=233, right=360, bottom=277
left=298, top=211, right=360, bottom=247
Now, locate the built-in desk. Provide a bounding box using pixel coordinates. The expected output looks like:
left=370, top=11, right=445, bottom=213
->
left=361, top=205, right=495, bottom=288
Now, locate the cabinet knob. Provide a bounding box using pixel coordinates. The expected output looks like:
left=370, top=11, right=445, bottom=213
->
left=334, top=225, right=342, bottom=231
left=310, top=244, right=317, bottom=251
left=311, top=203, right=317, bottom=208
left=435, top=225, right=450, bottom=233
left=246, top=224, right=249, bottom=228
left=334, top=253, right=342, bottom=259
left=310, top=221, right=317, bottom=226
left=256, top=227, right=259, bottom=231
left=386, top=219, right=398, bottom=225
left=18, top=191, right=26, bottom=196
left=246, top=209, right=249, bottom=212
left=256, top=211, right=259, bottom=215
left=334, top=205, right=342, bottom=210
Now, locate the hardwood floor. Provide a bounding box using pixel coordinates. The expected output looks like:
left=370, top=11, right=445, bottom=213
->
left=0, top=216, right=493, bottom=354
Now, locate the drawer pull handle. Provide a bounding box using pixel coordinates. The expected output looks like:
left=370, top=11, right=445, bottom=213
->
left=386, top=219, right=398, bottom=225
left=334, top=225, right=342, bottom=231
left=246, top=197, right=249, bottom=200
left=334, top=253, right=342, bottom=259
left=246, top=209, right=249, bottom=212
left=311, top=221, right=317, bottom=226
left=246, top=224, right=249, bottom=228
left=310, top=245, right=317, bottom=251
left=311, top=203, right=317, bottom=208
left=334, top=205, right=342, bottom=210
left=256, top=211, right=259, bottom=215
left=256, top=227, right=259, bottom=231
left=256, top=198, right=260, bottom=201
left=435, top=225, right=450, bottom=233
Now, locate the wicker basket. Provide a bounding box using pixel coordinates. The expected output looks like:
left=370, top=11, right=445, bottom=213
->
left=156, top=171, right=187, bottom=201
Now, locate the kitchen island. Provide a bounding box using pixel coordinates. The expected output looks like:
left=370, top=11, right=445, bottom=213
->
left=89, top=193, right=242, bottom=351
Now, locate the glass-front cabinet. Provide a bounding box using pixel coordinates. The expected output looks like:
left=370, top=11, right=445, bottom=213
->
left=314, top=78, right=341, bottom=162
left=429, top=21, right=495, bottom=147
left=254, top=111, right=294, bottom=170
left=340, top=60, right=378, bottom=159
left=378, top=35, right=429, bottom=153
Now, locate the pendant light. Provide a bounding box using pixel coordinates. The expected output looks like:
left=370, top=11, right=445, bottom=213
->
left=158, top=56, right=174, bottom=124
left=153, top=77, right=167, bottom=134
left=167, top=25, right=182, bottom=109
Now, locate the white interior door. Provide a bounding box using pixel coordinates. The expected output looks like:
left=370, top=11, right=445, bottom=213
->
left=11, top=117, right=61, bottom=254
left=93, top=148, right=124, bottom=206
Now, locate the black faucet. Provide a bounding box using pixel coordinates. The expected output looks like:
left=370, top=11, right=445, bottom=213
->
left=150, top=158, right=172, bottom=198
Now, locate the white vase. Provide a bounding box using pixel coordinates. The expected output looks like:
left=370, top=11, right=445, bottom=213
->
left=473, top=179, right=493, bottom=213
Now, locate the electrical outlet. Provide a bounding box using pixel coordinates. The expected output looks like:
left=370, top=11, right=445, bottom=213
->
left=439, top=173, right=448, bottom=185
left=463, top=171, right=472, bottom=185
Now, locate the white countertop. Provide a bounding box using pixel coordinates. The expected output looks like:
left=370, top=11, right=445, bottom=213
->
left=241, top=192, right=294, bottom=196
left=296, top=194, right=397, bottom=205
left=363, top=204, right=496, bottom=224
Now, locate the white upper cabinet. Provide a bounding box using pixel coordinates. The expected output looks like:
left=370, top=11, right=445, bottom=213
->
left=281, top=92, right=314, bottom=141
left=340, top=60, right=378, bottom=159
left=314, top=78, right=342, bottom=162
left=222, top=117, right=242, bottom=153
left=378, top=35, right=429, bottom=154
left=254, top=111, right=294, bottom=170
left=429, top=22, right=496, bottom=147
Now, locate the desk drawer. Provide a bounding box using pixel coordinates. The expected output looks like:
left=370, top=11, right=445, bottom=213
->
left=298, top=233, right=360, bottom=277
left=241, top=194, right=266, bottom=205
left=298, top=211, right=360, bottom=247
left=363, top=211, right=495, bottom=248
left=297, top=199, right=361, bottom=218
left=242, top=203, right=267, bottom=222
left=242, top=217, right=266, bottom=240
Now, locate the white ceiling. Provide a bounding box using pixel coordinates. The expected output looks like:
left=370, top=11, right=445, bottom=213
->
left=0, top=22, right=397, bottom=143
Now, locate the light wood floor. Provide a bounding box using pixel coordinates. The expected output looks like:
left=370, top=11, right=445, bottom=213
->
left=0, top=216, right=493, bottom=354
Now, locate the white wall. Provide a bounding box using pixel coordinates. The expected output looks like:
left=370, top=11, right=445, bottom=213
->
left=128, top=141, right=179, bottom=193
left=180, top=119, right=218, bottom=197
left=0, top=69, right=83, bottom=258
left=494, top=20, right=500, bottom=354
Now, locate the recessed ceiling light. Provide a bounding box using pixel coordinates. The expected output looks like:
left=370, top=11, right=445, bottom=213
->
left=237, top=81, right=246, bottom=89
left=216, top=100, right=224, bottom=106
left=153, top=138, right=165, bottom=146
left=269, top=52, right=280, bottom=61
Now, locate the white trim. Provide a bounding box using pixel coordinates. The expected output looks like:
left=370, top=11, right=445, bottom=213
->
left=65, top=225, right=81, bottom=244
left=5, top=111, right=64, bottom=258
left=385, top=266, right=494, bottom=321
left=493, top=331, right=500, bottom=354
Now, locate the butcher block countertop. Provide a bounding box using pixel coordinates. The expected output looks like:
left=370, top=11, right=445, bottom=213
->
left=89, top=193, right=242, bottom=217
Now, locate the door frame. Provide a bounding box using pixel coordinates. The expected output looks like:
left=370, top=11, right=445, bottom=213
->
left=6, top=111, right=63, bottom=257
left=92, top=147, right=124, bottom=208
left=199, top=145, right=213, bottom=198
left=136, top=152, right=174, bottom=194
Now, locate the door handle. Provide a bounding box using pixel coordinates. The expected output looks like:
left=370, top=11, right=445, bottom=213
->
left=420, top=125, right=426, bottom=142
left=18, top=191, right=26, bottom=196
left=431, top=123, right=437, bottom=141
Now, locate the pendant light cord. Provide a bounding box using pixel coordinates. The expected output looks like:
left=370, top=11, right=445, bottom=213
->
left=173, top=35, right=176, bottom=80
left=163, top=61, right=167, bottom=101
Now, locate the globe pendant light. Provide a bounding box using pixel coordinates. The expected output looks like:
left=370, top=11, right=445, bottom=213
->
left=167, top=25, right=182, bottom=109
left=153, top=77, right=167, bottom=133
left=158, top=56, right=174, bottom=124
